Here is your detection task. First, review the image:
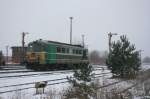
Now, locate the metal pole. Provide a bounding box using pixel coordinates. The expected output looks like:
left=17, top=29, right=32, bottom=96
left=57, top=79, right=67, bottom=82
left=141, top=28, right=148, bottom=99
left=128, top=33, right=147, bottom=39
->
left=22, top=32, right=29, bottom=64
left=69, top=17, right=73, bottom=44
left=108, top=32, right=118, bottom=53
left=139, top=50, right=143, bottom=65
left=6, top=45, right=9, bottom=64
left=108, top=32, right=112, bottom=53
left=82, top=34, right=85, bottom=47
left=22, top=32, right=25, bottom=63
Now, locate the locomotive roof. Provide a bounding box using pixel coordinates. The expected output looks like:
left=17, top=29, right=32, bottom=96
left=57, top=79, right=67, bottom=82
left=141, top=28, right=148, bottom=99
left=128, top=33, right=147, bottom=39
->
left=32, top=39, right=84, bottom=48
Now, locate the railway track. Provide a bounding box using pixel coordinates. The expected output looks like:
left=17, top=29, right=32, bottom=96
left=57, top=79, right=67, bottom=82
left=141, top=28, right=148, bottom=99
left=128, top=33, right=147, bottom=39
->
left=1, top=65, right=150, bottom=98
left=0, top=73, right=112, bottom=94
left=0, top=72, right=111, bottom=89
left=1, top=66, right=26, bottom=69
left=0, top=70, right=73, bottom=79
left=0, top=71, right=142, bottom=97
left=0, top=66, right=109, bottom=80
left=0, top=65, right=112, bottom=95
left=0, top=66, right=106, bottom=73
left=0, top=70, right=34, bottom=74
left=0, top=69, right=110, bottom=79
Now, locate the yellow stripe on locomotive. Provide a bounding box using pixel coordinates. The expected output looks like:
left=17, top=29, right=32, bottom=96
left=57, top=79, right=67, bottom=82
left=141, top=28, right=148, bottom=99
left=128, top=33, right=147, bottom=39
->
left=26, top=52, right=46, bottom=64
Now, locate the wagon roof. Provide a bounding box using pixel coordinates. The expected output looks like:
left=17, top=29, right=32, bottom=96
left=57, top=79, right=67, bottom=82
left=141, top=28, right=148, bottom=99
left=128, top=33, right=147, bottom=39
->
left=32, top=39, right=84, bottom=48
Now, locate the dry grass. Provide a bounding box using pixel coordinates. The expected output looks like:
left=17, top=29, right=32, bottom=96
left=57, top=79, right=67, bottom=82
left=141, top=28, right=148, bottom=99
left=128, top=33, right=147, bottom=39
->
left=9, top=90, right=26, bottom=99
left=45, top=88, right=64, bottom=99
left=62, top=78, right=134, bottom=99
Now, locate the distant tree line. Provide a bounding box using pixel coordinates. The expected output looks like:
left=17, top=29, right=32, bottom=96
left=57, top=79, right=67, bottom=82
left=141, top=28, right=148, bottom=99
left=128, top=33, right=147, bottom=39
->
left=143, top=56, right=150, bottom=63
left=89, top=50, right=108, bottom=65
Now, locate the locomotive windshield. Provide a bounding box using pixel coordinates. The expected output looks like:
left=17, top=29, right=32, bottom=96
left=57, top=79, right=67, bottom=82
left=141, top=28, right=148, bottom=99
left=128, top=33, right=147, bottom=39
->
left=27, top=45, right=33, bottom=52
left=27, top=43, right=45, bottom=52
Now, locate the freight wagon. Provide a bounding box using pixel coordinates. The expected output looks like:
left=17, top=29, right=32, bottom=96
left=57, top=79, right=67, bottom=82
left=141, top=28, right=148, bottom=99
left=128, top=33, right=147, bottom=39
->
left=25, top=39, right=88, bottom=70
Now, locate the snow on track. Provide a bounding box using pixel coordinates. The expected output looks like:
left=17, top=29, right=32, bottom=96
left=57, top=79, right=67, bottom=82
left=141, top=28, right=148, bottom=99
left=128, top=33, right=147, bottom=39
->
left=0, top=65, right=112, bottom=99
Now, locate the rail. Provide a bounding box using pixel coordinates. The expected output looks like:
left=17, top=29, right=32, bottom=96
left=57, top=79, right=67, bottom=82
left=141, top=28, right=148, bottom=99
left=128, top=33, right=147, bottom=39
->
left=0, top=72, right=111, bottom=89
left=0, top=70, right=110, bottom=79
left=0, top=73, right=111, bottom=94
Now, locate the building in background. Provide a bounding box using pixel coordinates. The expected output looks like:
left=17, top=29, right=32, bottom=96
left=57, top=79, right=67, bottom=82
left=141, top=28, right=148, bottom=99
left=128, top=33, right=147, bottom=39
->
left=11, top=46, right=27, bottom=63
left=0, top=51, right=5, bottom=66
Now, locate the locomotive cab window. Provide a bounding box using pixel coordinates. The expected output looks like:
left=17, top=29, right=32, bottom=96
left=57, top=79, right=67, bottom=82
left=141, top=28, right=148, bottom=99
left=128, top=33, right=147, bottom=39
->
left=62, top=48, right=65, bottom=53
left=66, top=48, right=69, bottom=53
left=73, top=49, right=76, bottom=54
left=27, top=45, right=33, bottom=52
left=76, top=50, right=78, bottom=54
left=79, top=50, right=82, bottom=54
left=57, top=47, right=61, bottom=53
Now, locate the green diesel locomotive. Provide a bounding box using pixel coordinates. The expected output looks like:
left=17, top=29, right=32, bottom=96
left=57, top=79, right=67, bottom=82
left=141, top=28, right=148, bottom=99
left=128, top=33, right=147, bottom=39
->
left=26, top=39, right=89, bottom=70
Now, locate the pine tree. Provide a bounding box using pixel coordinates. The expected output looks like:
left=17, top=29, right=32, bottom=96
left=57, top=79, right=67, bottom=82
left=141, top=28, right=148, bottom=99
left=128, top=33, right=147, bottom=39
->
left=106, top=35, right=141, bottom=78
left=65, top=63, right=96, bottom=99
left=73, top=63, right=93, bottom=83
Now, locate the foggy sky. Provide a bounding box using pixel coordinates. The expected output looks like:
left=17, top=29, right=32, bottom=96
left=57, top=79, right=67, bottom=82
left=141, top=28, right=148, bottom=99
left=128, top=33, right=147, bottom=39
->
left=0, top=0, right=150, bottom=57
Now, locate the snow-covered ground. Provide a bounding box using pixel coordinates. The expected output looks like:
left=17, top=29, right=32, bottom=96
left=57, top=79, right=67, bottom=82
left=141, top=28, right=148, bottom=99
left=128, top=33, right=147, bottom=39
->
left=0, top=65, right=112, bottom=99
left=0, top=64, right=150, bottom=99
left=141, top=63, right=150, bottom=71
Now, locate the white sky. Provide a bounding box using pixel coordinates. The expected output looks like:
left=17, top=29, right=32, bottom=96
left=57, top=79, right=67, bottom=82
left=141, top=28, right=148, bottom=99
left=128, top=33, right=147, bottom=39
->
left=0, top=0, right=149, bottom=57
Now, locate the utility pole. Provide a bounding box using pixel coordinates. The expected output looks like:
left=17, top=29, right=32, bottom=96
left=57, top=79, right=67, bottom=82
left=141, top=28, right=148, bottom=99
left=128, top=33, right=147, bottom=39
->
left=6, top=45, right=9, bottom=64
left=138, top=50, right=143, bottom=65
left=82, top=34, right=85, bottom=48
left=22, top=32, right=29, bottom=64
left=69, top=17, right=73, bottom=44
left=108, top=32, right=118, bottom=53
